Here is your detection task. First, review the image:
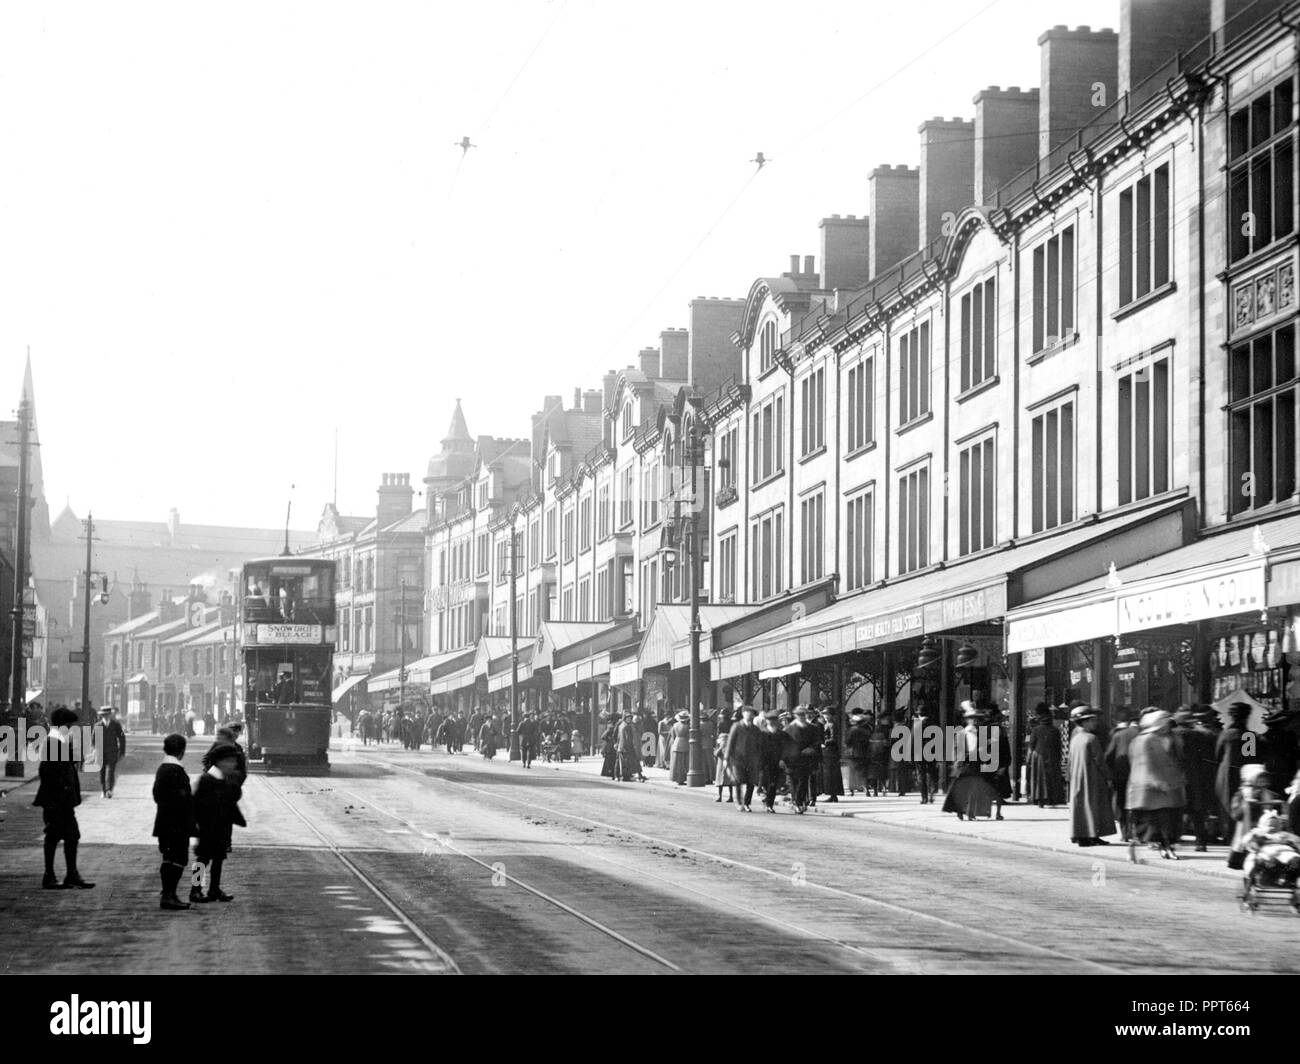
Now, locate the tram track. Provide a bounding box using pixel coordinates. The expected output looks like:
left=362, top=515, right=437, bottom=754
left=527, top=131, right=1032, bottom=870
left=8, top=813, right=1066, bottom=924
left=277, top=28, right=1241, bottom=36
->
left=357, top=750, right=1128, bottom=975
left=258, top=769, right=685, bottom=973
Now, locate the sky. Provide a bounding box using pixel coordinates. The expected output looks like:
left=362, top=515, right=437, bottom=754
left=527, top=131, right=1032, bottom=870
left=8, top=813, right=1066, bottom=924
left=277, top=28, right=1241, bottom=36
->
left=0, top=0, right=1116, bottom=530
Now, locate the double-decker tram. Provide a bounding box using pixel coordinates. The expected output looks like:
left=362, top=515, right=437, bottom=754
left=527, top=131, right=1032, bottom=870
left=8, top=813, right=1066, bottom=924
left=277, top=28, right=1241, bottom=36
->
left=239, top=556, right=336, bottom=768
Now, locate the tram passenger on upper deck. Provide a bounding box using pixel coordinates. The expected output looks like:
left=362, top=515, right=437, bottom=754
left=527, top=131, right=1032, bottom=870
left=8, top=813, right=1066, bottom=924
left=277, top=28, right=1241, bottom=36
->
left=245, top=579, right=271, bottom=620
left=277, top=585, right=294, bottom=622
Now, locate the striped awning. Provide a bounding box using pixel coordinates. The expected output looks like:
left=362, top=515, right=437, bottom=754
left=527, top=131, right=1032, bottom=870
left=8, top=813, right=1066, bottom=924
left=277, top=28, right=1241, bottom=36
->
left=331, top=673, right=368, bottom=703
left=428, top=664, right=476, bottom=697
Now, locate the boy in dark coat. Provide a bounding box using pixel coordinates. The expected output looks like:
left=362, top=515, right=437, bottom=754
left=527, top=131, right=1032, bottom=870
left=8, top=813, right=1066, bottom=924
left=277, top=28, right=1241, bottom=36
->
left=153, top=733, right=195, bottom=910
left=190, top=743, right=246, bottom=903
left=33, top=707, right=94, bottom=889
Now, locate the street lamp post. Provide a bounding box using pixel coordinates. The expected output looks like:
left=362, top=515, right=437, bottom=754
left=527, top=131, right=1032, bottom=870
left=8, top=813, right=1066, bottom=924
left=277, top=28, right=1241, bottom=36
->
left=685, top=417, right=705, bottom=787
left=508, top=518, right=521, bottom=762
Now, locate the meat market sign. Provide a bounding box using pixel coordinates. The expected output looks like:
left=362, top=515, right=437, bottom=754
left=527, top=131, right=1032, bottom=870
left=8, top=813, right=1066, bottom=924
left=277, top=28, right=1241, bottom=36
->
left=1117, top=563, right=1265, bottom=634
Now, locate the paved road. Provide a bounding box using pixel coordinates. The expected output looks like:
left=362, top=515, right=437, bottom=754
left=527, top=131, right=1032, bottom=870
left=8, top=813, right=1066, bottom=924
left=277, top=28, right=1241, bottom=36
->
left=2, top=737, right=1296, bottom=974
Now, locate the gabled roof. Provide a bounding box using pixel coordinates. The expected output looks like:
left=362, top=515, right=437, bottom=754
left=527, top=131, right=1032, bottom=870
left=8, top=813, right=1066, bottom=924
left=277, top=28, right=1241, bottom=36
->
left=162, top=619, right=223, bottom=647
left=105, top=610, right=162, bottom=638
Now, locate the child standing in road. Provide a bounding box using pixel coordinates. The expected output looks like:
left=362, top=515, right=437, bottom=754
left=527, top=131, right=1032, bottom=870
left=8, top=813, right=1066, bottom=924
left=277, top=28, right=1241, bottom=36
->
left=153, top=734, right=194, bottom=910
left=190, top=743, right=245, bottom=903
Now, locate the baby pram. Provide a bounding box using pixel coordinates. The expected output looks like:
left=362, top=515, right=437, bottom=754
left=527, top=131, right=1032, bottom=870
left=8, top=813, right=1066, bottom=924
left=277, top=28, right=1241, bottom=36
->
left=1237, top=803, right=1300, bottom=916
left=540, top=734, right=558, bottom=763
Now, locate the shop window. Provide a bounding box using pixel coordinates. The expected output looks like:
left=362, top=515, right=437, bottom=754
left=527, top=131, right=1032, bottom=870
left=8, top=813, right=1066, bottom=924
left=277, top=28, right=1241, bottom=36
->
left=958, top=437, right=995, bottom=556
left=845, top=490, right=873, bottom=592
left=898, top=322, right=931, bottom=425
left=1229, top=76, right=1296, bottom=263
left=897, top=466, right=929, bottom=575
left=960, top=277, right=996, bottom=390
left=1031, top=226, right=1075, bottom=351
left=1119, top=163, right=1171, bottom=305
left=1118, top=356, right=1171, bottom=505
left=1031, top=400, right=1075, bottom=533
left=1229, top=321, right=1297, bottom=514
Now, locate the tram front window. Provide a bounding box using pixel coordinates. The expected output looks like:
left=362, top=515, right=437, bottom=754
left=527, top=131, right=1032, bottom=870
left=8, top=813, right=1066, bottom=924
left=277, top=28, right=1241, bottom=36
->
left=245, top=648, right=331, bottom=706
left=242, top=564, right=335, bottom=625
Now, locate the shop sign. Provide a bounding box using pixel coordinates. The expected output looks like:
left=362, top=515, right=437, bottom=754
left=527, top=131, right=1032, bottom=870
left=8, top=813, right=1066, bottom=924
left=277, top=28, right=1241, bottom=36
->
left=250, top=624, right=323, bottom=645
left=1006, top=600, right=1116, bottom=654
left=923, top=583, right=1009, bottom=633
left=1267, top=558, right=1300, bottom=608
left=855, top=607, right=923, bottom=647
left=1117, top=563, right=1265, bottom=634
left=429, top=581, right=474, bottom=610
left=1021, top=647, right=1045, bottom=668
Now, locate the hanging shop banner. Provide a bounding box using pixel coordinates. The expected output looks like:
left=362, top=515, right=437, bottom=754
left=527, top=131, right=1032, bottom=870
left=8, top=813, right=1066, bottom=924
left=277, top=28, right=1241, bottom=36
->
left=855, top=607, right=924, bottom=647
left=1117, top=562, right=1266, bottom=634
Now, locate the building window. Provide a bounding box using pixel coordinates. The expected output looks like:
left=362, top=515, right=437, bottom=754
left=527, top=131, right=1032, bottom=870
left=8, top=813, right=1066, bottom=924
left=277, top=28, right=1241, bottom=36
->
left=958, top=437, right=996, bottom=556
left=1031, top=225, right=1075, bottom=352
left=193, top=650, right=201, bottom=674
left=364, top=607, right=373, bottom=652
left=1229, top=76, right=1296, bottom=264
left=1230, top=322, right=1297, bottom=515
left=1031, top=399, right=1076, bottom=533
left=496, top=538, right=509, bottom=584
left=800, top=367, right=825, bottom=456
left=476, top=533, right=490, bottom=576
left=595, top=568, right=609, bottom=621
left=136, top=643, right=143, bottom=669
left=960, top=278, right=996, bottom=391
left=718, top=424, right=739, bottom=490
left=545, top=508, right=556, bottom=559
left=1118, top=357, right=1171, bottom=505
left=563, top=509, right=575, bottom=562
left=845, top=491, right=874, bottom=592
left=898, top=322, right=931, bottom=425
left=640, top=558, right=659, bottom=621
left=597, top=485, right=611, bottom=540
left=717, top=531, right=737, bottom=602
left=641, top=462, right=661, bottom=528
left=165, top=649, right=172, bottom=676
left=622, top=401, right=635, bottom=439
left=897, top=466, right=929, bottom=575
left=750, top=507, right=784, bottom=600
left=111, top=644, right=119, bottom=670
left=846, top=356, right=873, bottom=453
left=478, top=481, right=489, bottom=508
left=577, top=577, right=590, bottom=621
left=1119, top=162, right=1171, bottom=306
left=759, top=319, right=777, bottom=373
left=528, top=517, right=540, bottom=567
left=619, top=467, right=634, bottom=528
left=751, top=392, right=785, bottom=484
left=340, top=607, right=350, bottom=651
left=353, top=611, right=362, bottom=652
left=799, top=491, right=825, bottom=585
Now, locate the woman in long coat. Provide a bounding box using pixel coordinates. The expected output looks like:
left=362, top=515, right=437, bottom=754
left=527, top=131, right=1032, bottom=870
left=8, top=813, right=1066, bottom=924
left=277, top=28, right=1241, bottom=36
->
left=820, top=712, right=844, bottom=802
left=723, top=707, right=762, bottom=811
left=1125, top=708, right=1186, bottom=860
left=478, top=718, right=499, bottom=760
left=845, top=711, right=871, bottom=796
left=1026, top=704, right=1064, bottom=806
left=943, top=704, right=998, bottom=820
left=617, top=713, right=645, bottom=782
left=656, top=713, right=672, bottom=770
left=668, top=711, right=691, bottom=784
left=1216, top=702, right=1255, bottom=824
left=700, top=712, right=717, bottom=785
left=1068, top=707, right=1116, bottom=846
left=599, top=715, right=620, bottom=779
left=714, top=710, right=734, bottom=802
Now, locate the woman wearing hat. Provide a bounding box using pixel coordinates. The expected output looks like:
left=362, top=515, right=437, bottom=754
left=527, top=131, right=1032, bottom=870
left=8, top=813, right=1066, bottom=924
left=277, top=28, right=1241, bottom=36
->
left=1068, top=706, right=1117, bottom=847
left=669, top=710, right=691, bottom=784
left=865, top=713, right=892, bottom=798
left=820, top=708, right=844, bottom=803
left=1215, top=702, right=1257, bottom=827
left=1026, top=703, right=1065, bottom=808
left=845, top=711, right=871, bottom=796
left=713, top=709, right=735, bottom=803
left=599, top=713, right=620, bottom=779
left=1125, top=708, right=1186, bottom=861
left=723, top=706, right=762, bottom=811
left=943, top=702, right=998, bottom=820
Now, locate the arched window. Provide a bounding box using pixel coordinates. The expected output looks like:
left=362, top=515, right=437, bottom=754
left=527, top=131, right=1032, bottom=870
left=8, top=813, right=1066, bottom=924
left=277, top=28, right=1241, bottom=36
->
left=760, top=320, right=777, bottom=372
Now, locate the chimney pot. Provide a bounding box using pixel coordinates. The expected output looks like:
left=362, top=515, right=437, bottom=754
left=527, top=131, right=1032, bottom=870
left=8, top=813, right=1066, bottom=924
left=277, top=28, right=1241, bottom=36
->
left=789, top=254, right=799, bottom=274
left=803, top=254, right=815, bottom=275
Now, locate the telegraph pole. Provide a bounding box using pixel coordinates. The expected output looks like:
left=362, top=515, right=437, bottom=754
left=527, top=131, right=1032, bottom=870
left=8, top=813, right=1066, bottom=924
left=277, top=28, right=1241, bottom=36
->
left=685, top=418, right=705, bottom=787
left=80, top=514, right=94, bottom=723
left=5, top=396, right=31, bottom=777
left=397, top=578, right=408, bottom=713
left=508, top=519, right=521, bottom=762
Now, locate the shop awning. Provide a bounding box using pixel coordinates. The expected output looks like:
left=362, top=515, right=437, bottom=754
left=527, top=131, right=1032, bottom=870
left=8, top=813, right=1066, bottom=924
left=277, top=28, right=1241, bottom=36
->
left=331, top=673, right=368, bottom=703
left=428, top=664, right=476, bottom=697
left=411, top=648, right=476, bottom=684
left=713, top=497, right=1192, bottom=679
left=637, top=604, right=753, bottom=673
left=609, top=657, right=641, bottom=687
left=126, top=673, right=148, bottom=685
left=759, top=662, right=803, bottom=680
left=368, top=666, right=407, bottom=693
left=549, top=620, right=637, bottom=690
left=1004, top=510, right=1300, bottom=653
left=487, top=643, right=534, bottom=693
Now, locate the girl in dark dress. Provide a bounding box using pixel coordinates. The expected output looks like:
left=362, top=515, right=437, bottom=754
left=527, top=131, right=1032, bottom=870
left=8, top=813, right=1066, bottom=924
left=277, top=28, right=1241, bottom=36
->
left=599, top=715, right=620, bottom=779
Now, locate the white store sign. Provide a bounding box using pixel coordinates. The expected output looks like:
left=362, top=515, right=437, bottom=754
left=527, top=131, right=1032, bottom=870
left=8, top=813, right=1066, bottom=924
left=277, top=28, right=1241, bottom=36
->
left=252, top=623, right=324, bottom=645
left=1006, top=601, right=1117, bottom=654
left=1116, top=563, right=1265, bottom=634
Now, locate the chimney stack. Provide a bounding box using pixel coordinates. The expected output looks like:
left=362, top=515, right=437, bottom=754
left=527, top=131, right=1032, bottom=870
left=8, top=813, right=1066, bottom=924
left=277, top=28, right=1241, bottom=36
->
left=803, top=254, right=815, bottom=276
left=973, top=87, right=1040, bottom=205
left=582, top=389, right=603, bottom=415
left=687, top=296, right=746, bottom=394
left=638, top=347, right=660, bottom=379
left=1121, top=0, right=1211, bottom=97
left=1038, top=25, right=1118, bottom=161
left=919, top=118, right=975, bottom=248
left=573, top=387, right=581, bottom=410
left=868, top=165, right=920, bottom=278
left=659, top=329, right=689, bottom=380
left=819, top=215, right=871, bottom=292
left=377, top=472, right=414, bottom=528
left=788, top=254, right=800, bottom=275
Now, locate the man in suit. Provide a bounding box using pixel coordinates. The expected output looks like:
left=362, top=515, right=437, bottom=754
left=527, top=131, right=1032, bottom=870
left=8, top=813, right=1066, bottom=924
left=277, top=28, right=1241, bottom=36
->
left=1105, top=708, right=1140, bottom=841
left=33, top=707, right=95, bottom=890
left=517, top=711, right=541, bottom=769
left=783, top=706, right=820, bottom=812
left=93, top=705, right=127, bottom=798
